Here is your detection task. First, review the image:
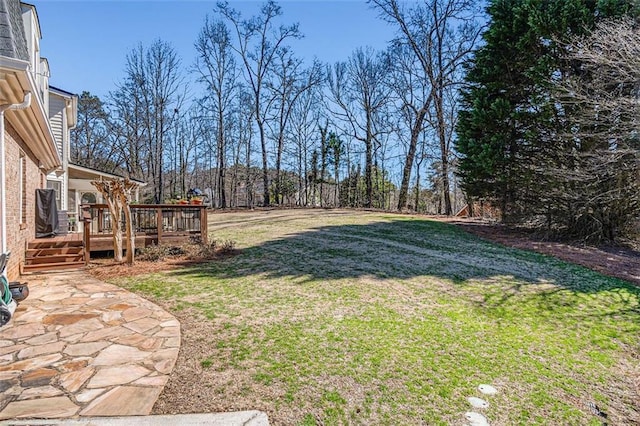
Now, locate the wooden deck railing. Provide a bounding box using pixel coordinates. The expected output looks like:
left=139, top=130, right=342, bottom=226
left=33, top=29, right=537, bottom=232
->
left=80, top=204, right=208, bottom=261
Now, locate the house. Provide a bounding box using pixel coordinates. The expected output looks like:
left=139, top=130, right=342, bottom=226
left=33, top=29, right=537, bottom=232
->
left=45, top=86, right=143, bottom=232
left=1, top=0, right=144, bottom=278
left=44, top=86, right=77, bottom=230
left=1, top=0, right=60, bottom=280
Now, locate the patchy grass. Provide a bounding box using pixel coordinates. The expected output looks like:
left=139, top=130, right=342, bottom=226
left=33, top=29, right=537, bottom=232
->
left=112, top=210, right=639, bottom=425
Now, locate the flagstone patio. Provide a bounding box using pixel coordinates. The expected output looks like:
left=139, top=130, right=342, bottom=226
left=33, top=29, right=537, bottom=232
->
left=0, top=270, right=181, bottom=420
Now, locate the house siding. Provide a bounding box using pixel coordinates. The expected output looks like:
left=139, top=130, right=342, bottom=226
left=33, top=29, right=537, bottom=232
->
left=48, top=93, right=67, bottom=210
left=4, top=120, right=43, bottom=280
left=49, top=94, right=64, bottom=162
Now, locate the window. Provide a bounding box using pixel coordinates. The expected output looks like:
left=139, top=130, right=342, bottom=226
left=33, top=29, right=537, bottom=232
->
left=68, top=190, right=76, bottom=213
left=81, top=192, right=96, bottom=204
left=19, top=152, right=26, bottom=224
left=46, top=180, right=61, bottom=210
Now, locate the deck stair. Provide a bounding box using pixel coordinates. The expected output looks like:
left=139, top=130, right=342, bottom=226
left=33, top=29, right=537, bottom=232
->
left=23, top=239, right=85, bottom=273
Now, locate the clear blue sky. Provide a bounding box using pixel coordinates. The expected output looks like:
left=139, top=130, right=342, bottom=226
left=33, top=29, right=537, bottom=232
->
left=33, top=0, right=397, bottom=99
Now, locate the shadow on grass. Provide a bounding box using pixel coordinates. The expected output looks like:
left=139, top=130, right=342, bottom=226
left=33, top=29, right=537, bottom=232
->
left=168, top=218, right=640, bottom=301
left=136, top=215, right=639, bottom=426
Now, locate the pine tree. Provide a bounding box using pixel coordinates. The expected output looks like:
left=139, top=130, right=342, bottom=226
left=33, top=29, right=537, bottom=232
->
left=456, top=0, right=637, bottom=224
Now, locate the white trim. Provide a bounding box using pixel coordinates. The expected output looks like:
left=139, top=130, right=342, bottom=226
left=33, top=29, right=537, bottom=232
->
left=1, top=57, right=60, bottom=171
left=0, top=56, right=30, bottom=74
left=67, top=163, right=146, bottom=185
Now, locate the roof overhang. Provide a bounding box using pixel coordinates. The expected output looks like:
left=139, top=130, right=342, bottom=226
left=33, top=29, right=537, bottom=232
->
left=50, top=86, right=77, bottom=128
left=0, top=55, right=60, bottom=171
left=68, top=163, right=147, bottom=186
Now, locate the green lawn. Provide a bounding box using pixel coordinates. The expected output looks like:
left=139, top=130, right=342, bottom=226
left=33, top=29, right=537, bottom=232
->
left=112, top=210, right=639, bottom=425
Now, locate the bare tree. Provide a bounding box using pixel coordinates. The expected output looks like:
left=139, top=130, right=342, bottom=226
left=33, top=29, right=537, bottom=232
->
left=287, top=85, right=321, bottom=206
left=109, top=82, right=148, bottom=181
left=387, top=42, right=432, bottom=211
left=117, top=179, right=138, bottom=265
left=328, top=47, right=392, bottom=208
left=549, top=18, right=640, bottom=241
left=267, top=49, right=322, bottom=204
left=318, top=121, right=329, bottom=206
left=110, top=40, right=185, bottom=203
left=328, top=132, right=344, bottom=206
left=91, top=178, right=138, bottom=264
left=71, top=92, right=122, bottom=172
left=195, top=16, right=238, bottom=208
left=169, top=108, right=200, bottom=199
left=219, top=0, right=301, bottom=206
left=372, top=0, right=482, bottom=214
left=238, top=87, right=257, bottom=208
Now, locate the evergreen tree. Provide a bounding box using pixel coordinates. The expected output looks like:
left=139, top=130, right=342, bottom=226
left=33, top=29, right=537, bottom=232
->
left=456, top=0, right=637, bottom=225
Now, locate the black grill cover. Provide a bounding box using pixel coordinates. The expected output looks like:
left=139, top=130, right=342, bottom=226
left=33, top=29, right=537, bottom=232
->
left=35, top=189, right=59, bottom=238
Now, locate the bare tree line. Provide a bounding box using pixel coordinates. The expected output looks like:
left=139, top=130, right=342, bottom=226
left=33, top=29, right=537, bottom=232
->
left=546, top=18, right=640, bottom=241
left=71, top=0, right=480, bottom=214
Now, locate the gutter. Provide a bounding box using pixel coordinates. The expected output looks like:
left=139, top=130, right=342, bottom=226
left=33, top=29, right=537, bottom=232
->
left=0, top=92, right=32, bottom=254
left=0, top=56, right=60, bottom=172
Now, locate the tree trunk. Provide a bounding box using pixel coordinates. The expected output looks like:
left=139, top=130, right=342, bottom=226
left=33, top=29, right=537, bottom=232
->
left=365, top=139, right=373, bottom=209
left=275, top=132, right=284, bottom=205
left=435, top=93, right=452, bottom=215
left=123, top=202, right=134, bottom=265
left=246, top=128, right=253, bottom=209
left=258, top=120, right=270, bottom=206
left=414, top=176, right=420, bottom=212
left=334, top=154, right=340, bottom=207
left=398, top=109, right=426, bottom=211
left=217, top=107, right=227, bottom=208
left=319, top=124, right=328, bottom=208
left=112, top=204, right=123, bottom=262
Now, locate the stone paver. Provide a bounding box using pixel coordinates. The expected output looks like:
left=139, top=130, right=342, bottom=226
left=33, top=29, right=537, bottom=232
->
left=79, top=386, right=163, bottom=416
left=0, top=271, right=181, bottom=420
left=1, top=396, right=79, bottom=419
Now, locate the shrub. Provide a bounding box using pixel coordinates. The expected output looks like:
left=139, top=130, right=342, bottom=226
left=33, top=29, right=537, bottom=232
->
left=220, top=239, right=236, bottom=252
left=137, top=244, right=173, bottom=262
left=136, top=238, right=236, bottom=262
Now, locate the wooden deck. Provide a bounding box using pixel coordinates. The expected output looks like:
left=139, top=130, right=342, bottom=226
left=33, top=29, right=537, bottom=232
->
left=25, top=204, right=208, bottom=273
left=86, top=233, right=200, bottom=251
left=28, top=232, right=197, bottom=251
left=30, top=233, right=83, bottom=245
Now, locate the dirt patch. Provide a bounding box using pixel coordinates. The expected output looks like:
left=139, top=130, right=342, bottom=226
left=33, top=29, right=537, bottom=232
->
left=87, top=258, right=202, bottom=279
left=439, top=217, right=640, bottom=287
left=149, top=308, right=293, bottom=423
left=86, top=251, right=238, bottom=280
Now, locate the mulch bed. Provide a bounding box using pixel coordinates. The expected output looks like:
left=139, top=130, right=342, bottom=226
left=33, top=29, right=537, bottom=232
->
left=442, top=218, right=640, bottom=287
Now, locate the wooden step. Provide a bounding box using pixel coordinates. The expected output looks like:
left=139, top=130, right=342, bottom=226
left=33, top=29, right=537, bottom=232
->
left=24, top=254, right=84, bottom=265
left=28, top=240, right=83, bottom=250
left=26, top=247, right=83, bottom=257
left=22, top=261, right=85, bottom=273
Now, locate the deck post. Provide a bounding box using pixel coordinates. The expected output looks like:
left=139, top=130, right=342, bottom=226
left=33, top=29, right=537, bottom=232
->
left=156, top=207, right=163, bottom=245
left=200, top=206, right=208, bottom=245
left=97, top=208, right=104, bottom=233
left=82, top=209, right=91, bottom=264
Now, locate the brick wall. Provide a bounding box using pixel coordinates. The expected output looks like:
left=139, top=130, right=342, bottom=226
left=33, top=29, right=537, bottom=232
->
left=3, top=120, right=44, bottom=280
